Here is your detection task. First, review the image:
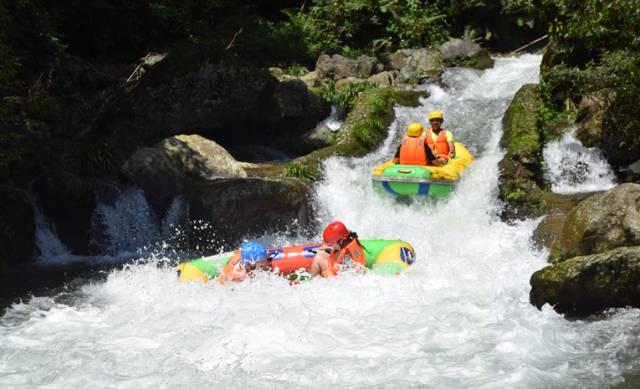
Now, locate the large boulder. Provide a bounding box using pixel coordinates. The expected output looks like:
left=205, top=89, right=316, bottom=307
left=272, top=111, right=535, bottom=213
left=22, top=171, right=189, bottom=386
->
left=530, top=246, right=640, bottom=316
left=315, top=54, right=383, bottom=81
left=574, top=91, right=611, bottom=148
left=550, top=183, right=640, bottom=261
left=498, top=84, right=548, bottom=219
left=388, top=48, right=443, bottom=85
left=95, top=48, right=329, bottom=149
left=265, top=79, right=330, bottom=135
left=189, top=177, right=312, bottom=247
left=601, top=105, right=640, bottom=169
left=121, top=134, right=247, bottom=213
left=439, top=38, right=494, bottom=70
left=0, top=186, right=35, bottom=265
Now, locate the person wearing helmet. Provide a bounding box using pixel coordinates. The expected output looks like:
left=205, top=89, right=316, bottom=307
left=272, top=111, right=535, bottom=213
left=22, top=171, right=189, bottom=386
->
left=425, top=111, right=455, bottom=165
left=218, top=241, right=271, bottom=283
left=392, top=122, right=438, bottom=165
left=310, top=221, right=366, bottom=278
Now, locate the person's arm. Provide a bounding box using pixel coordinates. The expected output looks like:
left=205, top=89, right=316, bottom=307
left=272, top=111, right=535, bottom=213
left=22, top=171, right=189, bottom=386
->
left=447, top=131, right=456, bottom=158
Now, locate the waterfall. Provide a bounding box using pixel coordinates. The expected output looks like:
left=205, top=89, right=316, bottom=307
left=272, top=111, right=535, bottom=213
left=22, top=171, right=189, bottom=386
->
left=542, top=128, right=617, bottom=194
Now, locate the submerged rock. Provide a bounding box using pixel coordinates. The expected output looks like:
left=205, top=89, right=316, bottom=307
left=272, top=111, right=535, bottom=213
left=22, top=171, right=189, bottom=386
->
left=549, top=183, right=640, bottom=261
left=530, top=246, right=640, bottom=316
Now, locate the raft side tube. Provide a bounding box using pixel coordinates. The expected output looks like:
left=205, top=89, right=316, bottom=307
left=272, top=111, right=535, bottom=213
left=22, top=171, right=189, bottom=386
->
left=176, top=240, right=416, bottom=282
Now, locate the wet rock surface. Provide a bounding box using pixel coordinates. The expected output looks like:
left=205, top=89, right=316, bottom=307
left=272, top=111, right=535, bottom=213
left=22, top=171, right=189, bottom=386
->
left=497, top=83, right=548, bottom=219
left=530, top=246, right=640, bottom=316
left=549, top=183, right=640, bottom=261
left=189, top=177, right=312, bottom=247
left=121, top=134, right=247, bottom=213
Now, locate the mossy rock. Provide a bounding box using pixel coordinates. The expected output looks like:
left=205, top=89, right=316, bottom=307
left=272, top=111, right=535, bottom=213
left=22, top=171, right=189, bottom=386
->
left=291, top=87, right=425, bottom=179
left=498, top=84, right=548, bottom=220
left=549, top=183, right=640, bottom=262
left=530, top=245, right=640, bottom=316
left=501, top=84, right=541, bottom=164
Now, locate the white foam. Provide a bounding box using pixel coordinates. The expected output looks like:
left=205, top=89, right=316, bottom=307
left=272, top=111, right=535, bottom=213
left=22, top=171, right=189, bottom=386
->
left=543, top=129, right=617, bottom=194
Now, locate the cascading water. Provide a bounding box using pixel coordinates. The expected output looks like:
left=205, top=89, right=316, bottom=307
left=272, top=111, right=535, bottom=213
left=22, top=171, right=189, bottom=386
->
left=90, top=188, right=188, bottom=256
left=32, top=198, right=71, bottom=262
left=2, top=55, right=639, bottom=388
left=542, top=128, right=616, bottom=194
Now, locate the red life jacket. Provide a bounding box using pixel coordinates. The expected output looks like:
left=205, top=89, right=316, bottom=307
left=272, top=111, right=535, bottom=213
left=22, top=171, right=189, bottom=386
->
left=426, top=129, right=450, bottom=159
left=399, top=135, right=428, bottom=165
left=322, top=239, right=366, bottom=277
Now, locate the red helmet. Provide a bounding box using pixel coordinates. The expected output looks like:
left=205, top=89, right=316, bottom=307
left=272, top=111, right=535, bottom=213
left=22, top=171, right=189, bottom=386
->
left=323, top=221, right=349, bottom=244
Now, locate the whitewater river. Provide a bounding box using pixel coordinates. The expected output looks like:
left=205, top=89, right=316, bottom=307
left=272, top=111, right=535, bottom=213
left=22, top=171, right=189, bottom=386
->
left=2, top=55, right=639, bottom=388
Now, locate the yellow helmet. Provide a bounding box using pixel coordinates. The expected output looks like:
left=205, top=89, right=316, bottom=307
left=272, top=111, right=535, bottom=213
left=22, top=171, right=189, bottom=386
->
left=407, top=122, right=423, bottom=137
left=428, top=111, right=444, bottom=121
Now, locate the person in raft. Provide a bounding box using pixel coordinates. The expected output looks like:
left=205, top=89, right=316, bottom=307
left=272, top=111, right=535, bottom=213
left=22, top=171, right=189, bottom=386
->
left=309, top=221, right=366, bottom=278
left=218, top=241, right=271, bottom=283
left=426, top=111, right=456, bottom=163
left=392, top=122, right=440, bottom=166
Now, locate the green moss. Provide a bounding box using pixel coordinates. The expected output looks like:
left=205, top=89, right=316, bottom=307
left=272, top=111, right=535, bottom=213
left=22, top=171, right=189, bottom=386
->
left=293, top=87, right=422, bottom=179
left=501, top=84, right=541, bottom=162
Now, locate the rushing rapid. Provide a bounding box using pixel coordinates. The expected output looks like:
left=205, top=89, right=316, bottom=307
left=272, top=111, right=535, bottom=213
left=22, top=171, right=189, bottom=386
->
left=542, top=128, right=617, bottom=194
left=2, top=55, right=639, bottom=388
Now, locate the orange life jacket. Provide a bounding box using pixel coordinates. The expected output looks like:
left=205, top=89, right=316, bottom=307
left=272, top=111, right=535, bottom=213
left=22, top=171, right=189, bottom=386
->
left=321, top=239, right=366, bottom=277
left=218, top=251, right=247, bottom=284
left=399, top=135, right=428, bottom=165
left=426, top=129, right=450, bottom=159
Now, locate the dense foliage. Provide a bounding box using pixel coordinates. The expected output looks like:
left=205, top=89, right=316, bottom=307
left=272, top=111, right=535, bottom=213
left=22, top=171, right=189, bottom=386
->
left=506, top=0, right=640, bottom=170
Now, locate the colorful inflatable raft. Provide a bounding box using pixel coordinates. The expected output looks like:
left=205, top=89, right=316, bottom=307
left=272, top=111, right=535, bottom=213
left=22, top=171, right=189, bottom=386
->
left=176, top=239, right=415, bottom=282
left=371, top=142, right=474, bottom=196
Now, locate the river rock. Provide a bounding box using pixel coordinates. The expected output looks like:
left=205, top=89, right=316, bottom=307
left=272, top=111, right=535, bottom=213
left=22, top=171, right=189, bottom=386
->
left=121, top=134, right=247, bottom=213
left=439, top=38, right=494, bottom=70
left=497, top=84, right=548, bottom=219
left=550, top=183, right=640, bottom=261
left=300, top=70, right=321, bottom=88
left=95, top=48, right=328, bottom=149
left=189, top=177, right=312, bottom=247
left=0, top=186, right=35, bottom=265
left=602, top=104, right=640, bottom=169
left=530, top=246, right=640, bottom=315
left=389, top=48, right=443, bottom=84
left=367, top=71, right=398, bottom=87
left=575, top=91, right=610, bottom=148
left=267, top=79, right=329, bottom=133
left=315, top=54, right=383, bottom=81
